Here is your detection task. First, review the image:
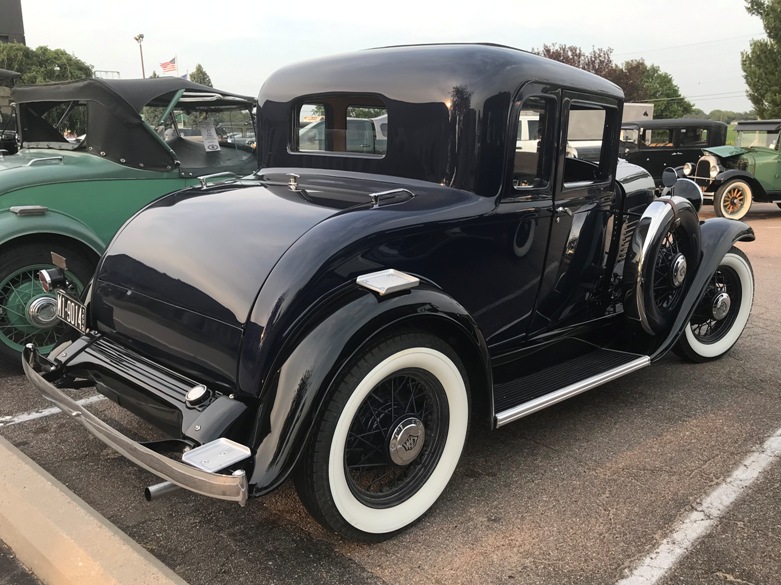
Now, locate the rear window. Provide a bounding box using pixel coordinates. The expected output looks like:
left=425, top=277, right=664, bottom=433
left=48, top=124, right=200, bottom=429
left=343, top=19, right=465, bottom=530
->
left=294, top=98, right=387, bottom=156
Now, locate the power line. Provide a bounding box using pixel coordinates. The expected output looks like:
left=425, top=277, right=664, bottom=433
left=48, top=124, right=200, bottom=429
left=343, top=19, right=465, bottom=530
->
left=614, top=33, right=765, bottom=57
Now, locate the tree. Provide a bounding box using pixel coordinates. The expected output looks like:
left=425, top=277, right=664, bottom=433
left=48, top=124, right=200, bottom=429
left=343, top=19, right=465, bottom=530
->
left=742, top=0, right=781, bottom=117
left=532, top=44, right=693, bottom=119
left=640, top=64, right=694, bottom=119
left=189, top=64, right=212, bottom=87
left=532, top=44, right=615, bottom=79
left=0, top=43, right=92, bottom=84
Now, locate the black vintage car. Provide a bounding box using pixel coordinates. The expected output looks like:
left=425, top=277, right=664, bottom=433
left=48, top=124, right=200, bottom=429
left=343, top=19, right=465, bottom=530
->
left=620, top=118, right=727, bottom=188
left=25, top=44, right=755, bottom=541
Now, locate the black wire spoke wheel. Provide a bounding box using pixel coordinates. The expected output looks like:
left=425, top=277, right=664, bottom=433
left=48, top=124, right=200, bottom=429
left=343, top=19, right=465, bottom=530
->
left=675, top=247, right=754, bottom=363
left=652, top=229, right=686, bottom=313
left=294, top=333, right=469, bottom=541
left=689, top=266, right=741, bottom=344
left=344, top=368, right=448, bottom=508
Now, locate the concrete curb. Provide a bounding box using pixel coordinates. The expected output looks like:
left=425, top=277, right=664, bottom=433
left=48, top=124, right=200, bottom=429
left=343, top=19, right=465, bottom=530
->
left=0, top=435, right=188, bottom=585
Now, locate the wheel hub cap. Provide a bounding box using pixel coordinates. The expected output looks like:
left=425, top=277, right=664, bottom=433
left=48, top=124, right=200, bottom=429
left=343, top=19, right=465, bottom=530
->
left=27, top=296, right=58, bottom=328
left=671, top=253, right=687, bottom=288
left=388, top=417, right=425, bottom=466
left=711, top=292, right=731, bottom=321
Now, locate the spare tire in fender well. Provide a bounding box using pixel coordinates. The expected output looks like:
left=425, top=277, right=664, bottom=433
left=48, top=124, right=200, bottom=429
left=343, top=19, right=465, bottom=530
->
left=623, top=196, right=701, bottom=334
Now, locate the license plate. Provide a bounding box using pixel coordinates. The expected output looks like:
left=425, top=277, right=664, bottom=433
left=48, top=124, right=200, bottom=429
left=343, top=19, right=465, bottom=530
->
left=56, top=290, right=87, bottom=335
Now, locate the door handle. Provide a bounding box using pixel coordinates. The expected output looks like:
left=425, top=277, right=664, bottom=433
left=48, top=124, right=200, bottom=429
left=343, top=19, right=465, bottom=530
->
left=556, top=206, right=573, bottom=216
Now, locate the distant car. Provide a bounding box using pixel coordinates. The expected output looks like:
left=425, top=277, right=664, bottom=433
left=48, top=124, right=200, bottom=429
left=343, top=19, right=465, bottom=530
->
left=0, top=77, right=256, bottom=360
left=620, top=118, right=727, bottom=189
left=26, top=44, right=755, bottom=542
left=681, top=119, right=781, bottom=219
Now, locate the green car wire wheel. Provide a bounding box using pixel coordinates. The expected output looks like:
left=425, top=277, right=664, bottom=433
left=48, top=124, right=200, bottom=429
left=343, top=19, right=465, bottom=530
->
left=0, top=243, right=95, bottom=363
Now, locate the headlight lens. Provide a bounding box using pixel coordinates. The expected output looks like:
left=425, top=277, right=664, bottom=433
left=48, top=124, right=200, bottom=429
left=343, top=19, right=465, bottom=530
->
left=709, top=164, right=719, bottom=179
left=683, top=162, right=693, bottom=176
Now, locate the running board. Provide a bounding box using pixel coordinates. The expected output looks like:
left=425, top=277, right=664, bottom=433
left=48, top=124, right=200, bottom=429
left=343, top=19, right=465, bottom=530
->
left=494, top=354, right=650, bottom=427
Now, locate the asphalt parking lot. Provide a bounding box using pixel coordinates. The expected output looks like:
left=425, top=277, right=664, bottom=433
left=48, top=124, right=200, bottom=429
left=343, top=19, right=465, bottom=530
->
left=1, top=203, right=780, bottom=585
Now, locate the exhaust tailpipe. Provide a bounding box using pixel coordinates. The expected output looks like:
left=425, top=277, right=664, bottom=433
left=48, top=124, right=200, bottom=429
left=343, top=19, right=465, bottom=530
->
left=144, top=481, right=181, bottom=501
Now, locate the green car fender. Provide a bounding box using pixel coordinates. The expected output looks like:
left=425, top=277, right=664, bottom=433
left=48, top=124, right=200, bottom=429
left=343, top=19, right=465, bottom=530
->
left=0, top=207, right=105, bottom=256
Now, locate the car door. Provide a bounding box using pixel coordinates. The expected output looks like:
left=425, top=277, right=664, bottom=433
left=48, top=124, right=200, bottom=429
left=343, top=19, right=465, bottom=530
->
left=527, top=93, right=620, bottom=336
left=482, top=91, right=557, bottom=350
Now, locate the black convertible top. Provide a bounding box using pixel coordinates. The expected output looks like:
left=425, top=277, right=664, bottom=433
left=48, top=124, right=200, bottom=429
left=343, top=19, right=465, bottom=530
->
left=12, top=77, right=254, bottom=115
left=11, top=77, right=256, bottom=172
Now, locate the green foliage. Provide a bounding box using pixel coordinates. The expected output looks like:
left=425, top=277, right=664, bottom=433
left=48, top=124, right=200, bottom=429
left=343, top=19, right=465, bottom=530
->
left=640, top=64, right=694, bottom=119
left=742, top=0, right=781, bottom=117
left=0, top=43, right=93, bottom=84
left=346, top=106, right=385, bottom=118
left=531, top=44, right=693, bottom=119
left=189, top=64, right=212, bottom=88
left=532, top=44, right=615, bottom=78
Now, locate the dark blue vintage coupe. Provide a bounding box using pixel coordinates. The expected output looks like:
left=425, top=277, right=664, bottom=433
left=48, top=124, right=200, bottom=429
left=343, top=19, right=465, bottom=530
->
left=25, top=44, right=755, bottom=541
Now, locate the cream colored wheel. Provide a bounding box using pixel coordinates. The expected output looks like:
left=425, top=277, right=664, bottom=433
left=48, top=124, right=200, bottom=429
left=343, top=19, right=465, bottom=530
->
left=714, top=180, right=752, bottom=220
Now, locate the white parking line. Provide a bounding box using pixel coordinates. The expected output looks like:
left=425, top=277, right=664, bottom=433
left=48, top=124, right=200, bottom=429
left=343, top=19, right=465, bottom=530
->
left=617, top=427, right=781, bottom=585
left=0, top=395, right=105, bottom=428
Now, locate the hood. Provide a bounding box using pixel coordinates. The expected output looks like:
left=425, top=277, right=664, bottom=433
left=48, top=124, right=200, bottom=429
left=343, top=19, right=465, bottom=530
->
left=702, top=145, right=749, bottom=159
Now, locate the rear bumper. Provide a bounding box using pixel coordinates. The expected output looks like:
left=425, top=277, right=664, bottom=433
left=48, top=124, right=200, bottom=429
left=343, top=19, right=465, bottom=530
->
left=22, top=343, right=249, bottom=505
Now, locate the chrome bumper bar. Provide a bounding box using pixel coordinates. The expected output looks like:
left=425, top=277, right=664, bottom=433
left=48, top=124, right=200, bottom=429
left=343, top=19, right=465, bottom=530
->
left=22, top=344, right=248, bottom=506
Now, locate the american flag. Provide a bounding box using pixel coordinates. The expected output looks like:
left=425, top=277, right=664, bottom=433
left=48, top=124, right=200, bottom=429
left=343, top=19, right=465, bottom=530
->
left=160, top=57, right=177, bottom=73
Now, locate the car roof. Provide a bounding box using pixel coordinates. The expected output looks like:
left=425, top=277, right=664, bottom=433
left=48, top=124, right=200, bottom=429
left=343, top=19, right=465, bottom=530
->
left=0, top=69, right=20, bottom=84
left=621, top=118, right=727, bottom=130
left=734, top=119, right=781, bottom=132
left=258, top=43, right=623, bottom=105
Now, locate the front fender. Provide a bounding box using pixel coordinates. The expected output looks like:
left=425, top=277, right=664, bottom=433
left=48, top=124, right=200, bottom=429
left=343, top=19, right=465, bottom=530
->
left=245, top=283, right=490, bottom=493
left=650, top=218, right=755, bottom=360
left=708, top=170, right=767, bottom=199
left=0, top=207, right=105, bottom=253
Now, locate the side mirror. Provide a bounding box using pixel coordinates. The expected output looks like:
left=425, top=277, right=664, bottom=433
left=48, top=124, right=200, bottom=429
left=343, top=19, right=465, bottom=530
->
left=661, top=167, right=678, bottom=188
left=663, top=177, right=703, bottom=213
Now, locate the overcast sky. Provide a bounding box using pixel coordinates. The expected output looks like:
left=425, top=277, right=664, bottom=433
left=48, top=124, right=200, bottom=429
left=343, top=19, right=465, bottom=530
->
left=20, top=0, right=764, bottom=113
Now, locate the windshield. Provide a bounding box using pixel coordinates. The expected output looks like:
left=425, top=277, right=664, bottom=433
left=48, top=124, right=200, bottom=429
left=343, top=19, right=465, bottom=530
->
left=736, top=129, right=779, bottom=149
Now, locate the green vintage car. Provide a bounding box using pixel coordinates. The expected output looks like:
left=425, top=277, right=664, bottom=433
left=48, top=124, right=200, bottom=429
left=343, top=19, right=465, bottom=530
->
left=682, top=119, right=781, bottom=219
left=0, top=77, right=256, bottom=360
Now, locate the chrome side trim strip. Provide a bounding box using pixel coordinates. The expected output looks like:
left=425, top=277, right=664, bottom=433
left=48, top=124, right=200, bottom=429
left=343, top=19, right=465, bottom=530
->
left=22, top=344, right=249, bottom=506
left=494, top=355, right=651, bottom=427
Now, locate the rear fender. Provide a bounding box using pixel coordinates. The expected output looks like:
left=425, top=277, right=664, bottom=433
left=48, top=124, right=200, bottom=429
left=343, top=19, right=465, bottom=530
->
left=0, top=208, right=105, bottom=254
left=245, top=283, right=490, bottom=493
left=650, top=218, right=754, bottom=360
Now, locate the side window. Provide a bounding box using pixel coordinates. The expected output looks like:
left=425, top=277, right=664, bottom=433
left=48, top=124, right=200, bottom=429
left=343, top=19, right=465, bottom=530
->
left=562, top=101, right=616, bottom=186
left=512, top=96, right=555, bottom=191
left=643, top=128, right=671, bottom=147
left=680, top=128, right=708, bottom=147
left=294, top=100, right=387, bottom=156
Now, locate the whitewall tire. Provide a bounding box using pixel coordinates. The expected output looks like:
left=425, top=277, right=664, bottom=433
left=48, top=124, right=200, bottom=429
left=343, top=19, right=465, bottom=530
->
left=295, top=332, right=469, bottom=541
left=676, top=247, right=754, bottom=362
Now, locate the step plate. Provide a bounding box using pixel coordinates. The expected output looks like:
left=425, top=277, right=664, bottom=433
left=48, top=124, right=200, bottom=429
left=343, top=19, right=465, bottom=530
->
left=494, top=349, right=649, bottom=427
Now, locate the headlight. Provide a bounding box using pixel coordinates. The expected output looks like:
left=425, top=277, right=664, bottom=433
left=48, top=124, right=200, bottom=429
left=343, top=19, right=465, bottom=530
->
left=709, top=164, right=719, bottom=179
left=683, top=162, right=693, bottom=176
